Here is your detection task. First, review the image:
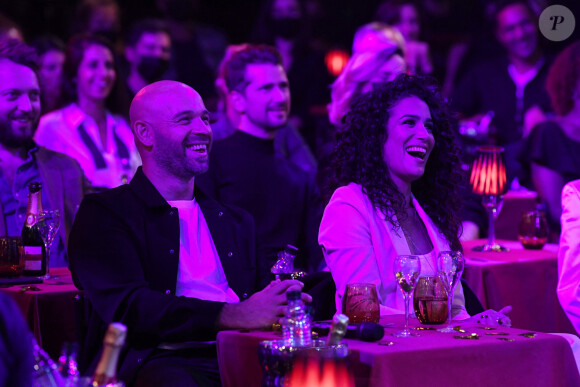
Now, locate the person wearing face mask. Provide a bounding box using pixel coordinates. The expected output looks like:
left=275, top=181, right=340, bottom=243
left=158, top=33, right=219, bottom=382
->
left=124, top=19, right=173, bottom=98
left=250, top=0, right=332, bottom=155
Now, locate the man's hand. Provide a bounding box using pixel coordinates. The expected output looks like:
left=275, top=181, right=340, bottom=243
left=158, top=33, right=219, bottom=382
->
left=217, top=280, right=312, bottom=330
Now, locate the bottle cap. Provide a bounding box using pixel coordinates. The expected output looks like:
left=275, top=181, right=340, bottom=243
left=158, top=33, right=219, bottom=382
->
left=285, top=244, right=299, bottom=256
left=287, top=290, right=301, bottom=301
left=28, top=182, right=42, bottom=193
left=103, top=322, right=127, bottom=347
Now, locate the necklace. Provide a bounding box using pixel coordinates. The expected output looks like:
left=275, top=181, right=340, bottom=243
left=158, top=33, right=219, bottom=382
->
left=399, top=206, right=434, bottom=257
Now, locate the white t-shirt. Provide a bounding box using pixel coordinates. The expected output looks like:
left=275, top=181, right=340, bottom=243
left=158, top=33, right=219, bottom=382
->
left=167, top=199, right=239, bottom=303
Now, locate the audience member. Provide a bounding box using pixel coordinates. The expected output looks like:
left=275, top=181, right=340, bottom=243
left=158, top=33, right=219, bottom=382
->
left=123, top=19, right=172, bottom=98
left=155, top=0, right=228, bottom=108
left=69, top=80, right=310, bottom=386
left=34, top=35, right=139, bottom=191
left=374, top=0, right=434, bottom=75
left=451, top=0, right=552, bottom=184
left=558, top=179, right=580, bottom=336
left=70, top=0, right=123, bottom=53
left=0, top=38, right=90, bottom=267
left=196, top=45, right=324, bottom=280
left=0, top=13, right=23, bottom=41
left=250, top=0, right=332, bottom=151
left=212, top=43, right=317, bottom=176
left=320, top=74, right=511, bottom=326
left=328, top=44, right=406, bottom=126
left=351, top=22, right=405, bottom=55
left=520, top=41, right=580, bottom=235
left=30, top=36, right=66, bottom=114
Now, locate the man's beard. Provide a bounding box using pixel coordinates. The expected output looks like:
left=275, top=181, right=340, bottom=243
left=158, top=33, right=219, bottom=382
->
left=0, top=117, right=38, bottom=150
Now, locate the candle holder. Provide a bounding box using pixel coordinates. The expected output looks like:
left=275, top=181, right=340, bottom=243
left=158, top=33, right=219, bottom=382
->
left=469, top=146, right=508, bottom=252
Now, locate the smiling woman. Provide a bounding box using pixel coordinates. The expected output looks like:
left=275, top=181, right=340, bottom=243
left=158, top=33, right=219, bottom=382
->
left=34, top=35, right=139, bottom=191
left=319, top=74, right=469, bottom=318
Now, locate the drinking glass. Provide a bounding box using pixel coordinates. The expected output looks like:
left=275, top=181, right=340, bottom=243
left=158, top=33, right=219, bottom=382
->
left=393, top=255, right=421, bottom=337
left=342, top=283, right=380, bottom=323
left=413, top=276, right=448, bottom=325
left=0, top=237, right=24, bottom=277
left=37, top=210, right=60, bottom=280
left=518, top=210, right=549, bottom=250
left=437, top=251, right=464, bottom=333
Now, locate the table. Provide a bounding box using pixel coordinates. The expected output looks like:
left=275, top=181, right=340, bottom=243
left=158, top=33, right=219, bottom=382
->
left=463, top=239, right=575, bottom=334
left=0, top=267, right=80, bottom=359
left=217, top=315, right=580, bottom=387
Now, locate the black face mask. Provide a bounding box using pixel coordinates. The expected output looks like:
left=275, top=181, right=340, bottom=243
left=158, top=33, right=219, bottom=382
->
left=271, top=18, right=301, bottom=39
left=137, top=56, right=170, bottom=82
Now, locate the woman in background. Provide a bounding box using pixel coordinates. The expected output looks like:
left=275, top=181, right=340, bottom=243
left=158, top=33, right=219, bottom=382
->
left=520, top=40, right=580, bottom=236
left=35, top=35, right=138, bottom=191
left=30, top=36, right=66, bottom=114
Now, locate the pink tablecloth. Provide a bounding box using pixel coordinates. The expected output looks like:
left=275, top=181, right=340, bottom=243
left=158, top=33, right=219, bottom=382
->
left=463, top=239, right=575, bottom=333
left=217, top=314, right=580, bottom=387
left=0, top=267, right=79, bottom=359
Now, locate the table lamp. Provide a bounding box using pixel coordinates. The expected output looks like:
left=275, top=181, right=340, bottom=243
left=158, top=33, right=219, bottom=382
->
left=469, top=146, right=508, bottom=252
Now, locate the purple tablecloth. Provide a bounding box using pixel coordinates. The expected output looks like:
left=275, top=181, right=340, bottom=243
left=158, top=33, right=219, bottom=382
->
left=217, top=314, right=580, bottom=387
left=463, top=239, right=575, bottom=334
left=0, top=267, right=79, bottom=359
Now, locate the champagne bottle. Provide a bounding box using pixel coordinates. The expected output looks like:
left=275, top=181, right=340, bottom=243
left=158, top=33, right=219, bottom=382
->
left=326, top=314, right=349, bottom=346
left=22, top=182, right=46, bottom=276
left=92, top=323, right=127, bottom=387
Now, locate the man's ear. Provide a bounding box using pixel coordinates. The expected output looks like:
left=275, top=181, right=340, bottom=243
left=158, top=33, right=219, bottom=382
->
left=230, top=90, right=246, bottom=114
left=133, top=121, right=154, bottom=147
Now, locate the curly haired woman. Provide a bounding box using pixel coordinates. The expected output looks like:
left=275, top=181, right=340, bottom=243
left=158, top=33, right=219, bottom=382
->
left=320, top=74, right=472, bottom=319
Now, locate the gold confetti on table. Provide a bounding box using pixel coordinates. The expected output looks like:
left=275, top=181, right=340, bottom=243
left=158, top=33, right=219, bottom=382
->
left=454, top=333, right=479, bottom=340
left=497, top=338, right=515, bottom=342
left=453, top=326, right=467, bottom=333
left=378, top=340, right=395, bottom=346
left=485, top=332, right=509, bottom=336
left=520, top=332, right=536, bottom=338
left=415, top=326, right=437, bottom=330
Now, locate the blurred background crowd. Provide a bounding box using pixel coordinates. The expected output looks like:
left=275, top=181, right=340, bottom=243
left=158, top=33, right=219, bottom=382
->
left=1, top=0, right=580, bottom=240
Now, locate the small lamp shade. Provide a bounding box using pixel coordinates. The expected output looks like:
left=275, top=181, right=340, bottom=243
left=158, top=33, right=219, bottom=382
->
left=470, top=146, right=507, bottom=196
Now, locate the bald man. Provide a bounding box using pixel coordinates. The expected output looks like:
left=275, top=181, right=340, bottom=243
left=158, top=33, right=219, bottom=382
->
left=69, top=81, right=309, bottom=386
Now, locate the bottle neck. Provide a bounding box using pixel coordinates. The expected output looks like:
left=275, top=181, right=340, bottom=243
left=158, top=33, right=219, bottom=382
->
left=25, top=190, right=43, bottom=226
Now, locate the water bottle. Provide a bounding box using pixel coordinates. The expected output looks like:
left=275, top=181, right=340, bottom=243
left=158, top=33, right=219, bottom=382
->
left=271, top=244, right=298, bottom=280
left=282, top=290, right=312, bottom=347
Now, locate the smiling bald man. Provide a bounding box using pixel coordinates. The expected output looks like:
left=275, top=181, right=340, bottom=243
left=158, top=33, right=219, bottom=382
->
left=69, top=80, right=309, bottom=386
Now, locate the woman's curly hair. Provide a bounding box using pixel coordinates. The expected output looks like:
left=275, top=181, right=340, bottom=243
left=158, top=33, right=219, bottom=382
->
left=326, top=74, right=463, bottom=251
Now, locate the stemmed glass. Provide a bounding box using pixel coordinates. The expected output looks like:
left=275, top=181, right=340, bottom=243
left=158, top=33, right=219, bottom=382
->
left=437, top=251, right=464, bottom=333
left=37, top=210, right=60, bottom=280
left=393, top=255, right=421, bottom=337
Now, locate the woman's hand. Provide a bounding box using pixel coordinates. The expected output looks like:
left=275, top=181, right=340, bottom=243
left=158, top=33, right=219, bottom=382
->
left=466, top=306, right=512, bottom=327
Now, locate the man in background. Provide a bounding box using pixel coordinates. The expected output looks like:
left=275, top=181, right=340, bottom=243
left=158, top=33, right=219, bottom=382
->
left=0, top=38, right=90, bottom=267
left=197, top=45, right=324, bottom=283
left=124, top=18, right=172, bottom=97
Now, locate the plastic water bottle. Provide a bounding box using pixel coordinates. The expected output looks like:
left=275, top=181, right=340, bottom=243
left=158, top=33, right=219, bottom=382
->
left=282, top=290, right=312, bottom=347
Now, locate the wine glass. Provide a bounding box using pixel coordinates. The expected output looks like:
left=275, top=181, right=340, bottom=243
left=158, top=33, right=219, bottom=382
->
left=37, top=210, right=60, bottom=280
left=393, top=255, right=421, bottom=337
left=342, top=283, right=380, bottom=323
left=518, top=210, right=549, bottom=250
left=436, top=251, right=464, bottom=333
